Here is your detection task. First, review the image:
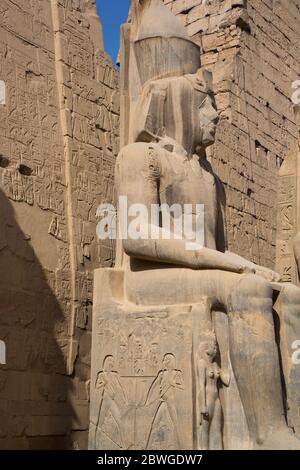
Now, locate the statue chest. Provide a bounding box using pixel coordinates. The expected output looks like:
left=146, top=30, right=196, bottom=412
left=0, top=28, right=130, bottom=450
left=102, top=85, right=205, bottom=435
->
left=159, top=153, right=217, bottom=209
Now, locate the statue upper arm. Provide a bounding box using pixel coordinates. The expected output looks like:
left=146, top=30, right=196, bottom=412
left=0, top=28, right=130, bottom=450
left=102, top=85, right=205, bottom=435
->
left=116, top=143, right=161, bottom=209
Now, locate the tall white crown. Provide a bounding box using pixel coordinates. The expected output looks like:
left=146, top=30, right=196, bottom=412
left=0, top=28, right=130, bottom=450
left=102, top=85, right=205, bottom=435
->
left=133, top=0, right=200, bottom=85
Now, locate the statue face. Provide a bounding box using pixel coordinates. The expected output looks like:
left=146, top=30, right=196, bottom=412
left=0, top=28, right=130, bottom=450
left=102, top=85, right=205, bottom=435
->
left=133, top=74, right=219, bottom=154
left=197, top=94, right=219, bottom=148
left=205, top=340, right=217, bottom=359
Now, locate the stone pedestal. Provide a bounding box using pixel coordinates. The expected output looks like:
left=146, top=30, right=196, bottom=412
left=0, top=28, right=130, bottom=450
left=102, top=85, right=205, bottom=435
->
left=89, top=269, right=197, bottom=450
left=89, top=269, right=252, bottom=450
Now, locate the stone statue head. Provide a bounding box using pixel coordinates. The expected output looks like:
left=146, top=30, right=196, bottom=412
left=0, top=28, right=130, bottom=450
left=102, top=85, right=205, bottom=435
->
left=128, top=0, right=218, bottom=156
left=198, top=331, right=218, bottom=360
left=133, top=69, right=219, bottom=155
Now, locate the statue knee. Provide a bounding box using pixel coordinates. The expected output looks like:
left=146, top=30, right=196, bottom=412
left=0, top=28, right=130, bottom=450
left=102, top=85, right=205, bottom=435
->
left=277, top=283, right=300, bottom=319
left=229, top=274, right=273, bottom=314
left=279, top=283, right=300, bottom=305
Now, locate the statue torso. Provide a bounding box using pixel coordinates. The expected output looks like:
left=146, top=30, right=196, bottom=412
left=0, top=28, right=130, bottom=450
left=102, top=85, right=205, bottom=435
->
left=158, top=148, right=218, bottom=250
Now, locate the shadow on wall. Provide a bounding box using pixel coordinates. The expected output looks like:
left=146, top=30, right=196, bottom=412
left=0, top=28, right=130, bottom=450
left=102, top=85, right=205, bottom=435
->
left=0, top=190, right=75, bottom=450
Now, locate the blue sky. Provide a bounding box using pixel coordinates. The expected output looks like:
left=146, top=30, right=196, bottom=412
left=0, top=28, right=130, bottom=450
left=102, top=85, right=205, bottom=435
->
left=96, top=0, right=130, bottom=63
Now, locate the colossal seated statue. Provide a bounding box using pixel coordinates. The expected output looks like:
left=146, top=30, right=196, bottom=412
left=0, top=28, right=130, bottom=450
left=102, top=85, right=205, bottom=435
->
left=89, top=0, right=300, bottom=450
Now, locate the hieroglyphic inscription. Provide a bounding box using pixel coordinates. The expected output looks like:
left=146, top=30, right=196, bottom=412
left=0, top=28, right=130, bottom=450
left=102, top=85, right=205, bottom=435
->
left=276, top=158, right=298, bottom=283
left=89, top=314, right=193, bottom=450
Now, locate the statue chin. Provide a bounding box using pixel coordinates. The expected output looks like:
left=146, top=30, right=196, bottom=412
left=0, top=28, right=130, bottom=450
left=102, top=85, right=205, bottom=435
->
left=201, top=128, right=217, bottom=147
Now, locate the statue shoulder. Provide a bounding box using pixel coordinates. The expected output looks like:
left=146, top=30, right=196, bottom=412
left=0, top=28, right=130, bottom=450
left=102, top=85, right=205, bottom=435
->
left=116, top=142, right=162, bottom=180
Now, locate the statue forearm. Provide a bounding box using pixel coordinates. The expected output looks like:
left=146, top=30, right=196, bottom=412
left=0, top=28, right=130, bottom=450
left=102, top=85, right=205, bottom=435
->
left=123, top=237, right=198, bottom=268
left=123, top=233, right=252, bottom=273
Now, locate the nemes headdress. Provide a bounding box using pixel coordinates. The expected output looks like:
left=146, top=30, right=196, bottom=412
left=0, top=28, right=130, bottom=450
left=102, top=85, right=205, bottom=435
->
left=134, top=0, right=200, bottom=85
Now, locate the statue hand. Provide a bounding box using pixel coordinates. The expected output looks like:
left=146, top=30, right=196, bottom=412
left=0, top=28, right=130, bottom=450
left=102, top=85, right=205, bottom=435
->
left=254, top=266, right=281, bottom=282
left=220, top=369, right=231, bottom=387
left=239, top=260, right=281, bottom=282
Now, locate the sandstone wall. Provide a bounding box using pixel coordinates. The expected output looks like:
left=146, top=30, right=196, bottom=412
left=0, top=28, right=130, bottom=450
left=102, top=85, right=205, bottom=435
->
left=164, top=0, right=300, bottom=273
left=0, top=0, right=119, bottom=449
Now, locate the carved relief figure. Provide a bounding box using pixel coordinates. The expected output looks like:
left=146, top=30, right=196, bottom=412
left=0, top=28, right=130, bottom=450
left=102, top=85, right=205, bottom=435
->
left=145, top=354, right=184, bottom=449
left=94, top=355, right=129, bottom=449
left=114, top=0, right=300, bottom=449
left=196, top=331, right=229, bottom=450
